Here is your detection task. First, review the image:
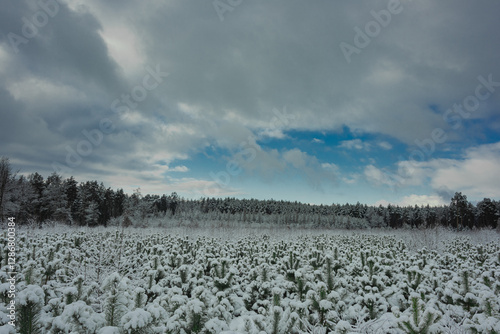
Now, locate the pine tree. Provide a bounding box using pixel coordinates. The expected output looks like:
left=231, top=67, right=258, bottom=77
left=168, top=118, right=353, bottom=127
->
left=18, top=285, right=44, bottom=334
left=450, top=192, right=470, bottom=229
left=41, top=173, right=71, bottom=223
left=102, top=272, right=128, bottom=327
left=0, top=157, right=17, bottom=222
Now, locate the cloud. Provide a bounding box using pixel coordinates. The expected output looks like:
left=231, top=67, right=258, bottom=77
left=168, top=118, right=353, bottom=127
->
left=168, top=165, right=189, bottom=172
left=283, top=148, right=309, bottom=169
left=366, top=141, right=500, bottom=200
left=374, top=194, right=447, bottom=207
left=430, top=142, right=500, bottom=198
left=337, top=139, right=391, bottom=152
left=338, top=139, right=370, bottom=150
left=2, top=0, right=500, bottom=204
left=399, top=194, right=447, bottom=207
left=394, top=142, right=500, bottom=200
left=378, top=141, right=393, bottom=150
left=321, top=162, right=339, bottom=173
left=342, top=174, right=360, bottom=184
left=282, top=149, right=337, bottom=189
left=364, top=165, right=393, bottom=187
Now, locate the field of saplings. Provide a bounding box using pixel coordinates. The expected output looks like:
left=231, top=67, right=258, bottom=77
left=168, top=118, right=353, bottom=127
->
left=1, top=227, right=499, bottom=333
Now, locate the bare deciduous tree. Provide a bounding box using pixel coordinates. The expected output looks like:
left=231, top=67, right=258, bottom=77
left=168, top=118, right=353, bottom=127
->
left=0, top=157, right=13, bottom=221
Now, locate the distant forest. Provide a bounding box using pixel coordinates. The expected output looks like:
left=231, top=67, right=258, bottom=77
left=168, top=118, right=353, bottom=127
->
left=1, top=157, right=499, bottom=229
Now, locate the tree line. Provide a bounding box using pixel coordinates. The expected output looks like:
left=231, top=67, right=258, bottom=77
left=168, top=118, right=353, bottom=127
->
left=0, top=157, right=499, bottom=229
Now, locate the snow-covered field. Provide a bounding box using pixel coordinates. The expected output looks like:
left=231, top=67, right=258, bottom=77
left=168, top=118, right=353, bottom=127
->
left=1, top=226, right=499, bottom=333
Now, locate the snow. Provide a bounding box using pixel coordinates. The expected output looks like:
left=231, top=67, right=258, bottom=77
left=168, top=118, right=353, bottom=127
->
left=98, top=326, right=120, bottom=334
left=0, top=324, right=16, bottom=334
left=18, top=285, right=44, bottom=306
left=121, top=309, right=152, bottom=332
left=0, top=226, right=499, bottom=333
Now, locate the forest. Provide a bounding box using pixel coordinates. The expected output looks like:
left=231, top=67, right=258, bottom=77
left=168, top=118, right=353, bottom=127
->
left=1, top=157, right=499, bottom=230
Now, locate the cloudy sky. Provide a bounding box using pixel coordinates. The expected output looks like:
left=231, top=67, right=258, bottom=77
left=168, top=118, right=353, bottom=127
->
left=1, top=0, right=499, bottom=206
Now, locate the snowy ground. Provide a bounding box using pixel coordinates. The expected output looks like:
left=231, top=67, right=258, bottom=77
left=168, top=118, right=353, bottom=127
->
left=1, top=225, right=499, bottom=333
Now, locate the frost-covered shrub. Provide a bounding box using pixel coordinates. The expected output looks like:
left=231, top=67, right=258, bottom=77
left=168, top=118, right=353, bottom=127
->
left=102, top=273, right=129, bottom=327
left=51, top=300, right=105, bottom=334
left=228, top=314, right=265, bottom=334
left=397, top=294, right=442, bottom=334
left=2, top=227, right=499, bottom=334
left=18, top=284, right=44, bottom=334
left=121, top=308, right=153, bottom=334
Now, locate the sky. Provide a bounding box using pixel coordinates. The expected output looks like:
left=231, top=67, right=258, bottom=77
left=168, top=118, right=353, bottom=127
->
left=1, top=0, right=500, bottom=206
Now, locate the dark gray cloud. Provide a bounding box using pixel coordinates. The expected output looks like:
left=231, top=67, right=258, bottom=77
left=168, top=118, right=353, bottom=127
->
left=0, top=0, right=124, bottom=94
left=120, top=0, right=500, bottom=142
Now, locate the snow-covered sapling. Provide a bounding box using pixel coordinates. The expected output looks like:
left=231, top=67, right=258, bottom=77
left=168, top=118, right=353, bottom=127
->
left=17, top=285, right=44, bottom=334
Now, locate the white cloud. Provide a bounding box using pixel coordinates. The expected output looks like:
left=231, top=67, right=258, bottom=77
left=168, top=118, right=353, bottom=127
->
left=283, top=148, right=308, bottom=169
left=378, top=141, right=393, bottom=150
left=258, top=128, right=287, bottom=140
left=374, top=194, right=447, bottom=207
left=173, top=177, right=243, bottom=198
left=282, top=149, right=337, bottom=189
left=363, top=165, right=395, bottom=187
left=430, top=142, right=500, bottom=198
left=321, top=162, right=339, bottom=173
left=373, top=199, right=392, bottom=207
left=364, top=60, right=405, bottom=85
left=342, top=174, right=359, bottom=184
left=367, top=141, right=500, bottom=200
left=168, top=165, right=189, bottom=172
left=312, top=138, right=324, bottom=144
left=399, top=194, right=447, bottom=207
left=338, top=139, right=370, bottom=150
left=98, top=23, right=146, bottom=77
left=7, top=77, right=87, bottom=105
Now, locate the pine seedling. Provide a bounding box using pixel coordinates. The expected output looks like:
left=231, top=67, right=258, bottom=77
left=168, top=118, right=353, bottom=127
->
left=294, top=271, right=310, bottom=301
left=179, top=266, right=188, bottom=284
left=73, top=236, right=83, bottom=248
left=134, top=288, right=147, bottom=309
left=308, top=283, right=333, bottom=329
left=398, top=294, right=441, bottom=334
left=152, top=256, right=159, bottom=270
left=324, top=256, right=334, bottom=292
left=461, top=293, right=479, bottom=313
left=285, top=251, right=300, bottom=281
left=261, top=264, right=269, bottom=282
left=73, top=275, right=84, bottom=300
left=42, top=262, right=57, bottom=285
left=363, top=294, right=377, bottom=320
left=18, top=285, right=44, bottom=334
left=102, top=272, right=128, bottom=327
left=482, top=274, right=492, bottom=289
left=23, top=260, right=39, bottom=285
left=367, top=258, right=375, bottom=280
left=346, top=248, right=353, bottom=262
left=63, top=287, right=78, bottom=305
left=212, top=260, right=234, bottom=291
left=3, top=244, right=9, bottom=267
left=461, top=271, right=470, bottom=295
left=407, top=270, right=423, bottom=290
left=30, top=245, right=36, bottom=261
left=183, top=299, right=204, bottom=333
left=147, top=272, right=154, bottom=290
left=270, top=288, right=283, bottom=334
left=310, top=251, right=325, bottom=270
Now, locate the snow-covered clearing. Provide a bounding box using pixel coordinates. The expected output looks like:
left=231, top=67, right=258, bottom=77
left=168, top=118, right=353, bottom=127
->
left=1, top=225, right=499, bottom=333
